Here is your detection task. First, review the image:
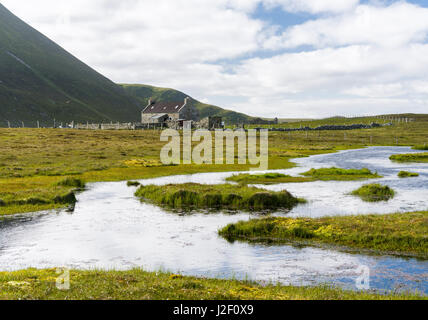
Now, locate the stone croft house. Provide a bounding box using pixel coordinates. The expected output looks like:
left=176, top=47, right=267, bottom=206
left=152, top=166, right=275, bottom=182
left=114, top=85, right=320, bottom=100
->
left=141, top=97, right=223, bottom=130
left=142, top=97, right=196, bottom=125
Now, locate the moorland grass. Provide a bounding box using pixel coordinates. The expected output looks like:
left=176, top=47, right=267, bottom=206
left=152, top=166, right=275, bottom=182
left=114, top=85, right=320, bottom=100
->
left=135, top=183, right=301, bottom=212
left=218, top=212, right=428, bottom=258
left=301, top=167, right=381, bottom=181
left=351, top=184, right=395, bottom=202
left=390, top=153, right=428, bottom=163
left=398, top=171, right=419, bottom=178
left=226, top=173, right=313, bottom=184
left=0, top=268, right=424, bottom=300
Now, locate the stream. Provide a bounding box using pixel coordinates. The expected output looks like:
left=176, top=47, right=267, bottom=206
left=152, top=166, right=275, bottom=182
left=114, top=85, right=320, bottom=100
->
left=0, top=146, right=427, bottom=294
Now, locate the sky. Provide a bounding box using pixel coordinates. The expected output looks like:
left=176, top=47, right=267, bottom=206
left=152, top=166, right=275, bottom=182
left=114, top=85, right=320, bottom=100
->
left=2, top=0, right=428, bottom=118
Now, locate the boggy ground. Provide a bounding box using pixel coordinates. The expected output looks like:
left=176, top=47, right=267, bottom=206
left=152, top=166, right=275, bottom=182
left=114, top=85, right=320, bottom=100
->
left=1, top=117, right=428, bottom=215
left=219, top=211, right=428, bottom=258
left=1, top=119, right=428, bottom=300
left=0, top=269, right=425, bottom=300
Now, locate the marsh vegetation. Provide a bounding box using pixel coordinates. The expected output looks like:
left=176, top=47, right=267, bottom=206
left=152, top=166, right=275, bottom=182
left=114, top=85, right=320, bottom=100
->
left=301, top=167, right=381, bottom=181
left=413, top=144, right=428, bottom=150
left=398, top=171, right=419, bottom=178
left=351, top=184, right=395, bottom=202
left=226, top=168, right=380, bottom=185
left=127, top=181, right=141, bottom=187
left=390, top=153, right=428, bottom=163
left=219, top=212, right=428, bottom=258
left=226, top=173, right=313, bottom=184
left=135, top=183, right=301, bottom=212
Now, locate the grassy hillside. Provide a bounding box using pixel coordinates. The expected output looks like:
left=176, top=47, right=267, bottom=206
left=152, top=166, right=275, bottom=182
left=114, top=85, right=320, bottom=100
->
left=0, top=4, right=141, bottom=126
left=121, top=84, right=260, bottom=125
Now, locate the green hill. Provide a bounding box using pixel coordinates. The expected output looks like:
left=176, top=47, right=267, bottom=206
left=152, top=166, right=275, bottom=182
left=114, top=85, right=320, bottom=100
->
left=121, top=84, right=262, bottom=125
left=0, top=3, right=266, bottom=126
left=0, top=3, right=141, bottom=126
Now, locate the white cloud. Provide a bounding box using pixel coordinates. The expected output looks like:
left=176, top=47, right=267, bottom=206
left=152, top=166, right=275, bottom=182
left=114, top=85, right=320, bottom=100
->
left=265, top=2, right=428, bottom=49
left=1, top=0, right=428, bottom=118
left=262, top=0, right=359, bottom=14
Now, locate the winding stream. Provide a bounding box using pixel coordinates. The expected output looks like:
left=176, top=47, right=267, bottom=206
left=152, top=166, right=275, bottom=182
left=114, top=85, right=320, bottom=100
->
left=0, top=147, right=427, bottom=294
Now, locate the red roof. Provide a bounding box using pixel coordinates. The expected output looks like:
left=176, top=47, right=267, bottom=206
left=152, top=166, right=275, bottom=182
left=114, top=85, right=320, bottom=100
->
left=143, top=101, right=185, bottom=114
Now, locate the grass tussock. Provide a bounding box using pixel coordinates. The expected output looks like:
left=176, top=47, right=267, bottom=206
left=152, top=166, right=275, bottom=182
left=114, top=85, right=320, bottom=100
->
left=302, top=167, right=381, bottom=181
left=398, top=171, right=419, bottom=178
left=390, top=153, right=428, bottom=163
left=351, top=183, right=395, bottom=202
left=0, top=268, right=424, bottom=300
left=219, top=212, right=428, bottom=258
left=56, top=177, right=85, bottom=189
left=127, top=181, right=141, bottom=187
left=413, top=144, right=428, bottom=151
left=227, top=173, right=313, bottom=184
left=135, top=183, right=301, bottom=212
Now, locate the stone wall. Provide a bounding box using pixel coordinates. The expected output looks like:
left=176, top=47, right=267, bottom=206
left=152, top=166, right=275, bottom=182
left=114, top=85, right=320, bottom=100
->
left=261, top=123, right=385, bottom=132
left=75, top=123, right=135, bottom=130
left=75, top=123, right=101, bottom=130
left=195, top=117, right=223, bottom=130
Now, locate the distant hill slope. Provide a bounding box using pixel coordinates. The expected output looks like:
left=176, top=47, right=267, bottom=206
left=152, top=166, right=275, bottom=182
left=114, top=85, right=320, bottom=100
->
left=0, top=4, right=141, bottom=125
left=121, top=84, right=261, bottom=125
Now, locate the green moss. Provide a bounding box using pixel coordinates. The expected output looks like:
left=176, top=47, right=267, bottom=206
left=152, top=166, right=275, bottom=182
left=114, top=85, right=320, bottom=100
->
left=0, top=268, right=424, bottom=300
left=219, top=212, right=428, bottom=258
left=398, top=171, right=419, bottom=178
left=302, top=167, right=381, bottom=181
left=135, top=183, right=300, bottom=212
left=351, top=184, right=395, bottom=202
left=390, top=153, right=428, bottom=163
